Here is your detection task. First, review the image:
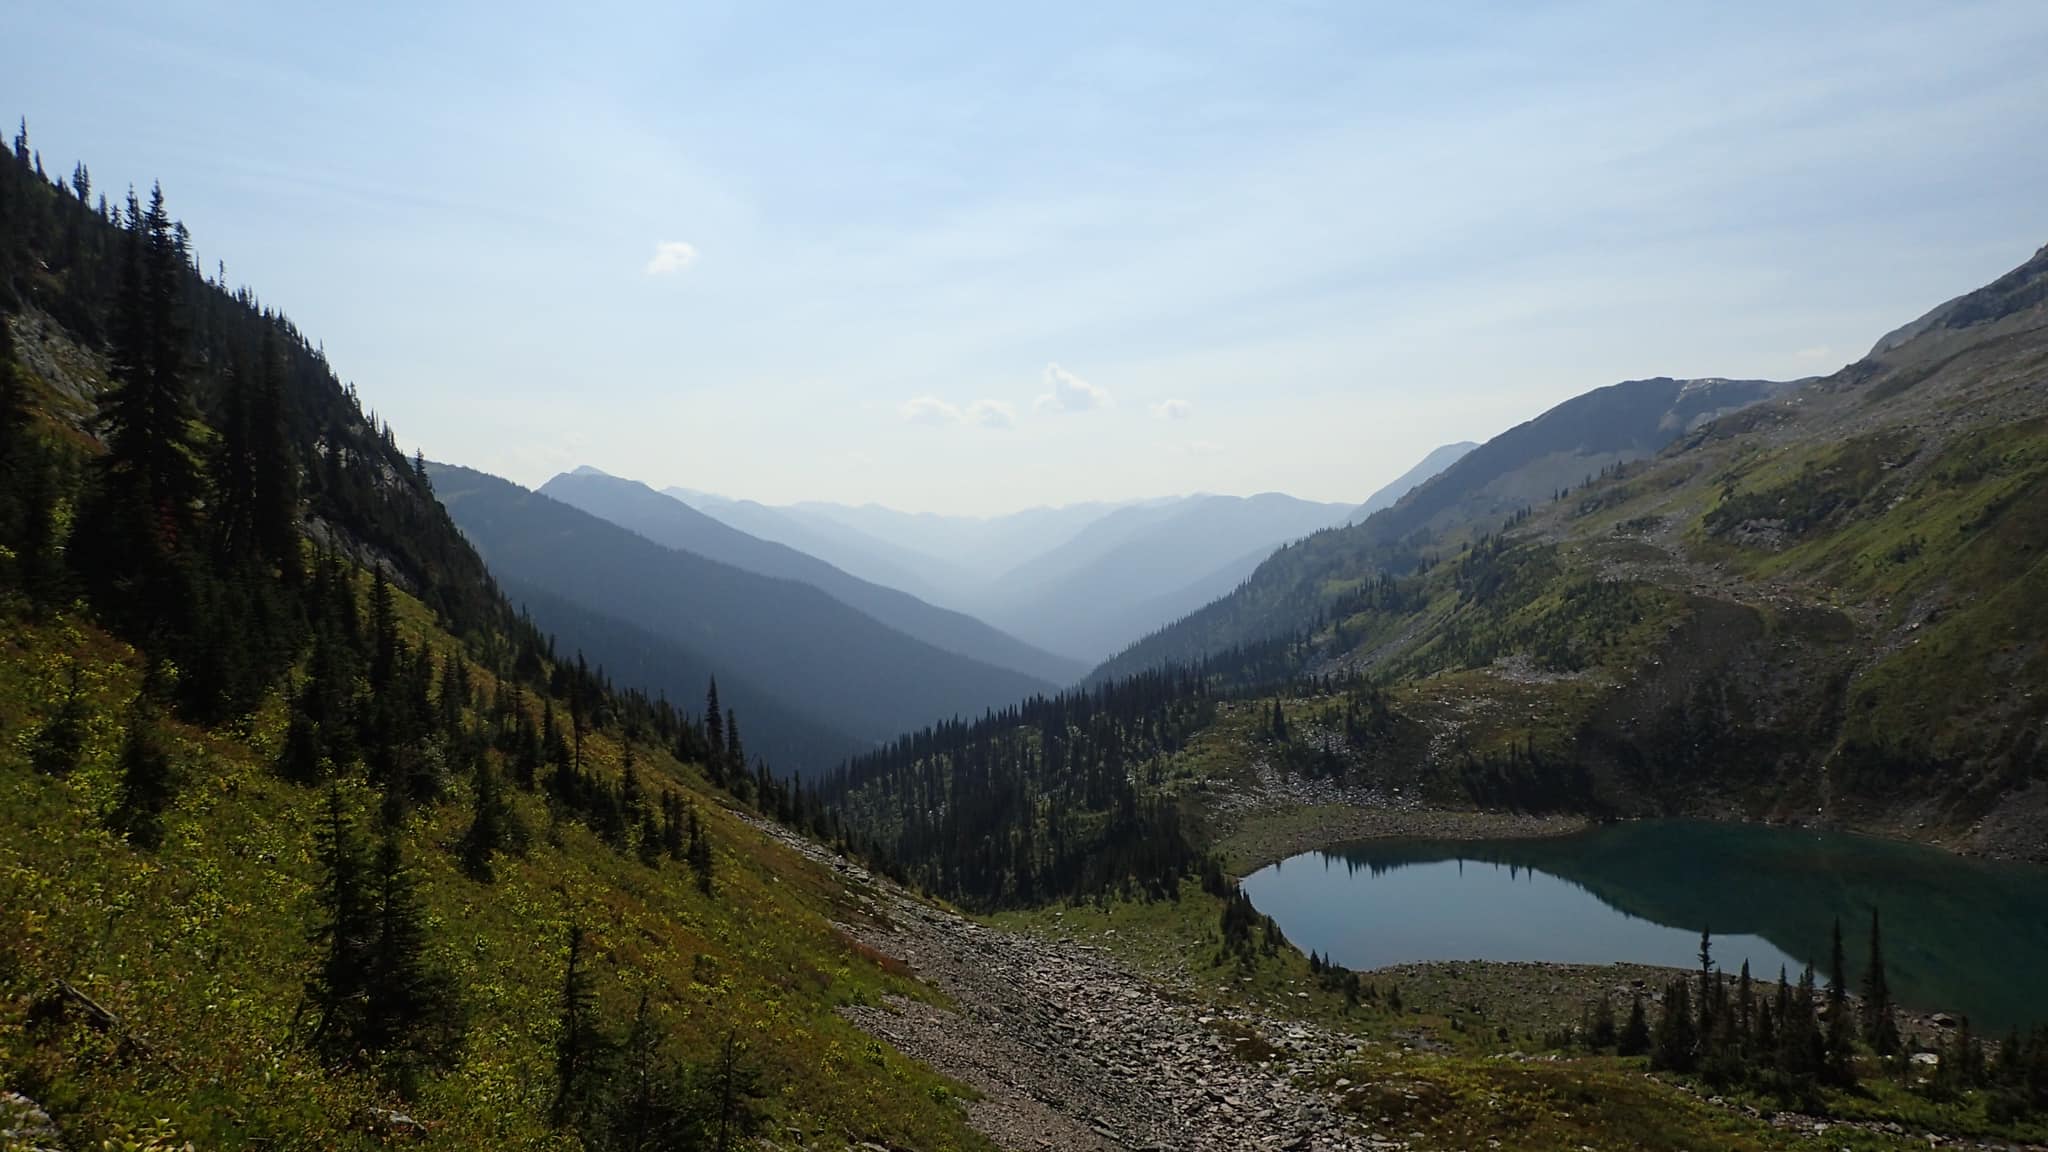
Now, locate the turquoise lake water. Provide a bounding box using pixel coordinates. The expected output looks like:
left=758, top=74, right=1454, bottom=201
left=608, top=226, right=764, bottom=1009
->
left=1239, top=821, right=2048, bottom=1032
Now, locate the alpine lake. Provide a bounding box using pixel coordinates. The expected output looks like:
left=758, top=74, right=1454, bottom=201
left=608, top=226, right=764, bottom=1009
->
left=1239, top=820, right=2048, bottom=1033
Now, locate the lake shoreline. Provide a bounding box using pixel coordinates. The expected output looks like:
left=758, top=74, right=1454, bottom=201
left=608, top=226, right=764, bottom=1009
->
left=1213, top=797, right=2047, bottom=879
left=1378, top=958, right=1973, bottom=1058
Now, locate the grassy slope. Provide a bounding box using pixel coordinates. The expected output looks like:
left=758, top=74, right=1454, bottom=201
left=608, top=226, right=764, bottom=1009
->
left=0, top=586, right=993, bottom=1151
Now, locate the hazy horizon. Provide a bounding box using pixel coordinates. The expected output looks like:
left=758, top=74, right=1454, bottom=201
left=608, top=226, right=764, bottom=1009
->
left=9, top=1, right=2047, bottom=514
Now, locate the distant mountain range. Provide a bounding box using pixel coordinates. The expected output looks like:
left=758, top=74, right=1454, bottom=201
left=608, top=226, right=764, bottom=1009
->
left=659, top=484, right=1471, bottom=664
left=430, top=465, right=1060, bottom=769
left=542, top=469, right=1084, bottom=685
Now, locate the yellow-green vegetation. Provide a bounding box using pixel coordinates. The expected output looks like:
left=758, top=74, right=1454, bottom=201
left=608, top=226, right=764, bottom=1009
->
left=0, top=597, right=993, bottom=1151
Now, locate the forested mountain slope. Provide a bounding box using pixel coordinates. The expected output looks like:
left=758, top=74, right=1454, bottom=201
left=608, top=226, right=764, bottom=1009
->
left=0, top=130, right=992, bottom=1149
left=1096, top=243, right=2048, bottom=853
left=1097, top=375, right=1793, bottom=681
left=433, top=464, right=1057, bottom=756
left=542, top=468, right=1083, bottom=685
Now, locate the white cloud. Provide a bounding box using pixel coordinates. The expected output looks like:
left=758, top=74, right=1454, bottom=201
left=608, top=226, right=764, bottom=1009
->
left=903, top=396, right=1016, bottom=429
left=1182, top=439, right=1223, bottom=456
left=967, top=399, right=1015, bottom=429
left=1793, top=344, right=1834, bottom=361
left=1034, top=363, right=1112, bottom=413
left=644, top=240, right=699, bottom=275
left=899, top=396, right=961, bottom=425
left=1152, top=397, right=1192, bottom=420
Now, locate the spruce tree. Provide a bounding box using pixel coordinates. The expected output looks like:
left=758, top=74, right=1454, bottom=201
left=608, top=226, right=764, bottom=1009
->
left=1651, top=979, right=1697, bottom=1072
left=686, top=803, right=714, bottom=895
left=1862, top=908, right=1901, bottom=1056
left=603, top=988, right=696, bottom=1150
left=77, top=184, right=202, bottom=627
left=29, top=664, right=88, bottom=776
left=108, top=681, right=176, bottom=849
left=552, top=923, right=609, bottom=1128
left=1826, top=916, right=1856, bottom=1084
left=307, top=786, right=373, bottom=1060
left=250, top=334, right=300, bottom=583
left=708, top=1029, right=765, bottom=1151
left=703, top=680, right=724, bottom=767
left=364, top=828, right=460, bottom=1068
left=459, top=756, right=508, bottom=882
left=725, top=707, right=744, bottom=781
left=1619, top=990, right=1651, bottom=1056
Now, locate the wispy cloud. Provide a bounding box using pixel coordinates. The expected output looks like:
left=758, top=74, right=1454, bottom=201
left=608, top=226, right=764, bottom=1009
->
left=1034, top=363, right=1112, bottom=413
left=899, top=395, right=961, bottom=425
left=967, top=399, right=1015, bottom=429
left=901, top=396, right=1014, bottom=429
left=1151, top=398, right=1192, bottom=420
left=1793, top=344, right=1834, bottom=361
left=644, top=240, right=698, bottom=275
left=1182, top=439, right=1223, bottom=456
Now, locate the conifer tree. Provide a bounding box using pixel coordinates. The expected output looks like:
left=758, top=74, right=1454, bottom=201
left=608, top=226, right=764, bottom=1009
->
left=29, top=664, right=88, bottom=776
left=108, top=679, right=176, bottom=849
left=1619, top=990, right=1651, bottom=1056
left=1862, top=908, right=1901, bottom=1056
left=1826, top=916, right=1856, bottom=1084
left=307, top=786, right=373, bottom=1060
left=364, top=828, right=460, bottom=1067
left=686, top=803, right=714, bottom=895
left=72, top=184, right=203, bottom=647
left=725, top=707, right=744, bottom=780
left=459, top=755, right=509, bottom=882
left=708, top=1029, right=765, bottom=1151
left=552, top=923, right=609, bottom=1128
left=249, top=334, right=301, bottom=584
left=603, top=988, right=697, bottom=1150
left=1651, top=978, right=1697, bottom=1072
left=703, top=680, right=725, bottom=768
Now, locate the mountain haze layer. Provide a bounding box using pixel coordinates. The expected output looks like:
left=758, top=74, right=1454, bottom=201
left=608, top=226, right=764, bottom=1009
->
left=543, top=468, right=1084, bottom=685
left=434, top=465, right=1058, bottom=761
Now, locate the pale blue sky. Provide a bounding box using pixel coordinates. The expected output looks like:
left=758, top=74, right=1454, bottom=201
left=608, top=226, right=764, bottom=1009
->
left=7, top=1, right=2047, bottom=514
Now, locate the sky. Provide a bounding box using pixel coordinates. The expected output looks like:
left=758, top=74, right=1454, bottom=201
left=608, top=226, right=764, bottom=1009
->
left=6, top=1, right=2048, bottom=515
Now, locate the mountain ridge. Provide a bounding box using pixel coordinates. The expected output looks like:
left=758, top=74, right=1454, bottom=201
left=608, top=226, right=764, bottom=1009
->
left=542, top=468, right=1084, bottom=685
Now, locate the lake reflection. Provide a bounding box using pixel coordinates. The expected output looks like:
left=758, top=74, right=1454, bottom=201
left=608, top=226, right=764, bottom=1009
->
left=1239, top=821, right=2048, bottom=1032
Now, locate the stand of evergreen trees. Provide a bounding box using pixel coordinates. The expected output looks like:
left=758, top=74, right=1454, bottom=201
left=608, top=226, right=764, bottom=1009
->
left=1, top=126, right=799, bottom=1115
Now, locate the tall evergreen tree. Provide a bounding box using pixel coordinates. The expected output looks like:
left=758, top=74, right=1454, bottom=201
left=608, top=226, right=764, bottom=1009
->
left=1619, top=990, right=1652, bottom=1056
left=307, top=786, right=373, bottom=1061
left=363, top=828, right=461, bottom=1068
left=552, top=923, right=609, bottom=1128
left=107, top=679, right=175, bottom=849
left=686, top=803, right=714, bottom=896
left=1651, top=978, right=1697, bottom=1073
left=703, top=680, right=724, bottom=767
left=1862, top=908, right=1901, bottom=1056
left=75, top=184, right=203, bottom=633
left=459, top=755, right=510, bottom=882
left=1825, top=916, right=1856, bottom=1084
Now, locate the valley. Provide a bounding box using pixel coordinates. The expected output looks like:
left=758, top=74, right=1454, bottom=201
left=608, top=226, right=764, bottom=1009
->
left=5, top=23, right=2048, bottom=1149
